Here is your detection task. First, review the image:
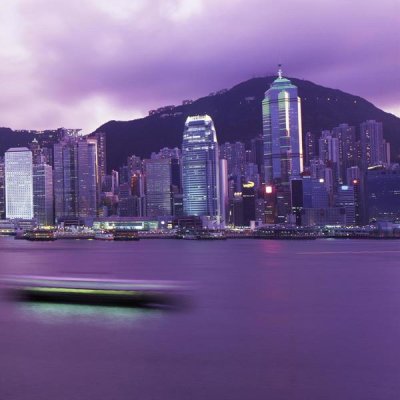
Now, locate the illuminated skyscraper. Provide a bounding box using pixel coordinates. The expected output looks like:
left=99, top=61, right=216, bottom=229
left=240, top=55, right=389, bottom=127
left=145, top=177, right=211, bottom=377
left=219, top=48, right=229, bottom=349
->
left=262, top=67, right=303, bottom=185
left=262, top=67, right=303, bottom=222
left=182, top=115, right=221, bottom=222
left=5, top=147, right=34, bottom=219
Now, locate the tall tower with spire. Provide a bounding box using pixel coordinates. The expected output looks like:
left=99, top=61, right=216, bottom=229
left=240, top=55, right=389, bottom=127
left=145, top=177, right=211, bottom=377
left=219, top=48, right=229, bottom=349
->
left=262, top=66, right=303, bottom=221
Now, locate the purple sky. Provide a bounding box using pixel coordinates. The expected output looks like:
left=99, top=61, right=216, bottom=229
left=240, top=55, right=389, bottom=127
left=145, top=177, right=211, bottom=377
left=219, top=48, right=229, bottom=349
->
left=1, top=0, right=399, bottom=133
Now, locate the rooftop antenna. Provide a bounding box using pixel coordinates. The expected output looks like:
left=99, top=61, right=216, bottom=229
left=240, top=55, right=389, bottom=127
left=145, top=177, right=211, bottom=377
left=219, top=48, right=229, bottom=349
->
left=278, top=64, right=283, bottom=79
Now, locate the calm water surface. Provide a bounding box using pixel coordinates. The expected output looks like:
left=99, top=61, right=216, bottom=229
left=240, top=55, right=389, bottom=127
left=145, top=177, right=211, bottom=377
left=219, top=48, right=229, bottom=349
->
left=0, top=237, right=399, bottom=400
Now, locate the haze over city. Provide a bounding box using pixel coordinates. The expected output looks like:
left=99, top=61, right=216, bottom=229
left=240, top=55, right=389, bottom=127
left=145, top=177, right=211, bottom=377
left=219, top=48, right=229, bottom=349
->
left=1, top=0, right=399, bottom=133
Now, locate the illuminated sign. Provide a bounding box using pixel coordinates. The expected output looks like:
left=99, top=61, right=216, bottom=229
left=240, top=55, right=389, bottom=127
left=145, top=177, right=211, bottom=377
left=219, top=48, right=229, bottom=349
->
left=243, top=181, right=255, bottom=188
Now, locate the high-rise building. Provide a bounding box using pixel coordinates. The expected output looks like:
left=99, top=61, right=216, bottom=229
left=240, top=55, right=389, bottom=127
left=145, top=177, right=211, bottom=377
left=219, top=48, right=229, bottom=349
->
left=304, top=132, right=317, bottom=167
left=127, top=155, right=142, bottom=174
left=5, top=148, right=34, bottom=219
left=336, top=185, right=356, bottom=225
left=262, top=67, right=303, bottom=184
left=331, top=123, right=357, bottom=183
left=366, top=165, right=400, bottom=222
left=250, top=136, right=264, bottom=176
left=53, top=137, right=98, bottom=222
left=318, top=131, right=340, bottom=164
left=220, top=141, right=246, bottom=178
left=290, top=177, right=329, bottom=225
left=90, top=132, right=107, bottom=192
left=182, top=115, right=221, bottom=222
left=346, top=166, right=361, bottom=184
left=262, top=67, right=303, bottom=223
left=0, top=157, right=5, bottom=219
left=33, top=164, right=54, bottom=226
left=360, top=120, right=385, bottom=169
left=144, top=158, right=173, bottom=217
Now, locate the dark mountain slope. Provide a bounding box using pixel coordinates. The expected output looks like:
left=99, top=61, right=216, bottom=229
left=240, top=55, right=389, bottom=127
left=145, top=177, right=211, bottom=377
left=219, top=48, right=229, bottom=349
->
left=96, top=76, right=400, bottom=171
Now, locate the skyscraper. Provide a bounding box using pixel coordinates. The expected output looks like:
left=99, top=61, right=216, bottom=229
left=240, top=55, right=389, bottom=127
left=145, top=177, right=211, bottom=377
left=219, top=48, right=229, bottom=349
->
left=304, top=131, right=317, bottom=167
left=33, top=163, right=54, bottom=226
left=262, top=67, right=303, bottom=184
left=262, top=67, right=303, bottom=222
left=182, top=115, right=221, bottom=222
left=144, top=158, right=173, bottom=217
left=360, top=120, right=385, bottom=169
left=331, top=123, right=357, bottom=183
left=219, top=141, right=246, bottom=178
left=5, top=148, right=34, bottom=219
left=53, top=137, right=98, bottom=222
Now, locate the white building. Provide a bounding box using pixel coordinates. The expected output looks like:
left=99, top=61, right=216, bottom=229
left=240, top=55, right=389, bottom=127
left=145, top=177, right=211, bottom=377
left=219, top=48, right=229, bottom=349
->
left=5, top=147, right=34, bottom=219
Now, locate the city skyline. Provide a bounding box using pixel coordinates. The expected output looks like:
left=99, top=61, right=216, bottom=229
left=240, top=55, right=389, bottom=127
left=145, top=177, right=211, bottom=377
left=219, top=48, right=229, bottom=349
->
left=0, top=0, right=398, bottom=133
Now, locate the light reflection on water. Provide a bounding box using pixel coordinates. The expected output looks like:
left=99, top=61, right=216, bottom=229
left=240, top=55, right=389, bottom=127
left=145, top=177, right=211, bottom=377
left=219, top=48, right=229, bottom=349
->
left=17, top=301, right=164, bottom=327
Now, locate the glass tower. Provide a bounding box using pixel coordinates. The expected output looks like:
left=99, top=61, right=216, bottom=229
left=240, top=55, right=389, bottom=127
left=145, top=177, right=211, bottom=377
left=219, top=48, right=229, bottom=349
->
left=262, top=68, right=303, bottom=185
left=5, top=147, right=34, bottom=219
left=144, top=157, right=173, bottom=217
left=33, top=163, right=54, bottom=226
left=182, top=115, right=221, bottom=221
left=53, top=137, right=98, bottom=221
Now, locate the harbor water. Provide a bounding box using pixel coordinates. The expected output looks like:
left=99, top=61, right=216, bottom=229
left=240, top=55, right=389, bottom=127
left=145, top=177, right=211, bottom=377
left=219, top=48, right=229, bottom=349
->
left=0, top=237, right=399, bottom=399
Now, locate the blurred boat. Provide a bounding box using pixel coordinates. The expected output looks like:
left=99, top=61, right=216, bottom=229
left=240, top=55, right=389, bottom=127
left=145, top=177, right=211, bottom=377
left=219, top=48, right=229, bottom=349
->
left=3, top=275, right=189, bottom=308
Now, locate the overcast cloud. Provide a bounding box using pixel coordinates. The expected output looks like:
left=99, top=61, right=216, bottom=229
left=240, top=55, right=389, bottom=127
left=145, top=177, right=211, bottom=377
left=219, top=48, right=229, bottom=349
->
left=0, top=0, right=399, bottom=133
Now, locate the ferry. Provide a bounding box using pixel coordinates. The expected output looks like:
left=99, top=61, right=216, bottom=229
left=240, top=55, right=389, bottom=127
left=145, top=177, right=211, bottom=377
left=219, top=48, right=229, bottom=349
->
left=25, top=229, right=57, bottom=241
left=113, top=230, right=140, bottom=241
left=256, top=227, right=318, bottom=240
left=3, top=275, right=188, bottom=308
left=94, top=232, right=114, bottom=241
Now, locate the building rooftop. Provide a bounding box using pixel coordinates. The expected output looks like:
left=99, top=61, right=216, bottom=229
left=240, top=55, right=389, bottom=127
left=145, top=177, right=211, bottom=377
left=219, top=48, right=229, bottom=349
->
left=6, top=147, right=30, bottom=152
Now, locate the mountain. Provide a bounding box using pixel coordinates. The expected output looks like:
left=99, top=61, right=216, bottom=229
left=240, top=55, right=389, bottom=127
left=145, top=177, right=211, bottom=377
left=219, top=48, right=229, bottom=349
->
left=95, top=76, right=400, bottom=171
left=1, top=76, right=399, bottom=170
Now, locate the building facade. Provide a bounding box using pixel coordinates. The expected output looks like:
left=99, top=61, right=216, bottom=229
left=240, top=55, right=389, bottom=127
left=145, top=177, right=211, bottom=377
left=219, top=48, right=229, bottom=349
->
left=262, top=68, right=303, bottom=185
left=53, top=137, right=98, bottom=222
left=182, top=115, right=221, bottom=223
left=5, top=148, right=34, bottom=219
left=33, top=163, right=54, bottom=226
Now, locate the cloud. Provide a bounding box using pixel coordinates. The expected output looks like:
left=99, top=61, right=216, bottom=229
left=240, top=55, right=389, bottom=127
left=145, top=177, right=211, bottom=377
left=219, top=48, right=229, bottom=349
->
left=0, top=0, right=398, bottom=132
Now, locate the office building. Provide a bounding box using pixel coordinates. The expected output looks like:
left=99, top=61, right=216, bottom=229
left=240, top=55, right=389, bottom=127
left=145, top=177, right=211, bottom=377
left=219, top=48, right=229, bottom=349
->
left=332, top=123, right=357, bottom=183
left=144, top=158, right=173, bottom=217
left=336, top=185, right=356, bottom=225
left=366, top=165, right=400, bottom=222
left=33, top=164, right=54, bottom=226
left=182, top=115, right=221, bottom=223
left=304, top=131, right=317, bottom=167
left=262, top=67, right=303, bottom=222
left=53, top=137, right=98, bottom=222
left=5, top=147, right=34, bottom=219
left=220, top=141, right=246, bottom=178
left=360, top=120, right=386, bottom=169
left=262, top=67, right=303, bottom=184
